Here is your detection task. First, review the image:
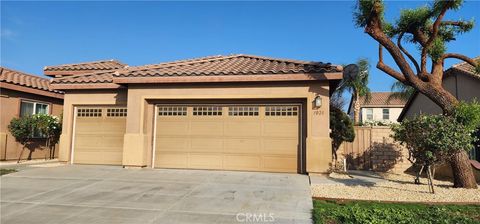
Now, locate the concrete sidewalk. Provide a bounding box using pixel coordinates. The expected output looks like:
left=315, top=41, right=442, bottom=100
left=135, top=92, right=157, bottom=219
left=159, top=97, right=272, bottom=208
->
left=1, top=165, right=312, bottom=224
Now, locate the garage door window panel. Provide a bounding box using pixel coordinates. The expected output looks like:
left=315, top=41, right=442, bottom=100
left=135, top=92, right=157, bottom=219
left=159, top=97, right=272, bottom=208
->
left=106, top=108, right=127, bottom=117
left=77, top=108, right=102, bottom=117
left=228, top=106, right=259, bottom=116
left=193, top=106, right=222, bottom=116
left=265, top=106, right=298, bottom=116
left=158, top=106, right=187, bottom=116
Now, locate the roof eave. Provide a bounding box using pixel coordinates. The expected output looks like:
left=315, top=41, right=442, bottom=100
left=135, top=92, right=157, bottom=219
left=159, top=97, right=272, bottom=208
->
left=0, top=82, right=64, bottom=99
left=50, top=83, right=123, bottom=90
left=44, top=70, right=114, bottom=77
left=112, top=72, right=343, bottom=84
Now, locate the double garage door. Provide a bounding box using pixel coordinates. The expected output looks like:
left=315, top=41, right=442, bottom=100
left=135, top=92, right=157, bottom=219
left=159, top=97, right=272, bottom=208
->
left=73, top=104, right=301, bottom=173
left=154, top=104, right=300, bottom=173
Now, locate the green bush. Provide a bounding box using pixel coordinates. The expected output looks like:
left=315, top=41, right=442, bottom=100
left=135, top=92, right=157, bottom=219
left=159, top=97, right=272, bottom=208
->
left=391, top=114, right=475, bottom=167
left=391, top=101, right=480, bottom=168
left=313, top=200, right=480, bottom=224
left=8, top=114, right=62, bottom=161
left=330, top=106, right=355, bottom=160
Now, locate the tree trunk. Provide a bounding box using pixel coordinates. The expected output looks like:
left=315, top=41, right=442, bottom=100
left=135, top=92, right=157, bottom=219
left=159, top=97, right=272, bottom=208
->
left=450, top=150, right=477, bottom=189
left=353, top=97, right=360, bottom=125
left=418, top=83, right=458, bottom=114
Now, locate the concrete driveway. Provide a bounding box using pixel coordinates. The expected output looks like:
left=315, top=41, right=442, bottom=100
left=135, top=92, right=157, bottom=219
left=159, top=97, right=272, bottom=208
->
left=1, top=165, right=312, bottom=224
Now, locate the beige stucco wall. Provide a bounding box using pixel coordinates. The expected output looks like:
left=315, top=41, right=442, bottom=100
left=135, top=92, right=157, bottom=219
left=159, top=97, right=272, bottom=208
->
left=402, top=74, right=472, bottom=119
left=0, top=88, right=63, bottom=160
left=457, top=74, right=480, bottom=102
left=57, top=82, right=333, bottom=173
left=360, top=107, right=403, bottom=123
left=57, top=89, right=128, bottom=162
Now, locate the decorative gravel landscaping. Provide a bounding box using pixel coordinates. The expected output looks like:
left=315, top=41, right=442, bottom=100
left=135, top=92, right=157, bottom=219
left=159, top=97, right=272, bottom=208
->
left=311, top=172, right=480, bottom=203
left=312, top=200, right=480, bottom=224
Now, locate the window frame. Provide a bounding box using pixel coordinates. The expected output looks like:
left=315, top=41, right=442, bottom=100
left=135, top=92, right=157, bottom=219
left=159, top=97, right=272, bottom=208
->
left=19, top=100, right=51, bottom=117
left=365, top=108, right=373, bottom=120
left=19, top=100, right=51, bottom=138
left=382, top=108, right=390, bottom=120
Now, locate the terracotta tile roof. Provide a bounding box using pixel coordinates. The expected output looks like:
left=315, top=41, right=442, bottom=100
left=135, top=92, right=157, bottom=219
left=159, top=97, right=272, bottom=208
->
left=115, top=54, right=341, bottom=78
left=51, top=70, right=116, bottom=84
left=44, top=59, right=127, bottom=72
left=52, top=54, right=342, bottom=85
left=449, top=56, right=480, bottom=80
left=359, top=92, right=407, bottom=107
left=0, top=67, right=63, bottom=93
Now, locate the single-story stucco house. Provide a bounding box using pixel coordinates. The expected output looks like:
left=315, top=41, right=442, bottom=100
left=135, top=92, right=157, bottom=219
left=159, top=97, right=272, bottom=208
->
left=0, top=67, right=64, bottom=160
left=47, top=54, right=343, bottom=173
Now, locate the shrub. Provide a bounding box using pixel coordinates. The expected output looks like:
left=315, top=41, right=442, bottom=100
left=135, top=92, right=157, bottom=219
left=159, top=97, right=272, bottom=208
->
left=330, top=106, right=355, bottom=162
left=8, top=114, right=62, bottom=161
left=392, top=115, right=475, bottom=166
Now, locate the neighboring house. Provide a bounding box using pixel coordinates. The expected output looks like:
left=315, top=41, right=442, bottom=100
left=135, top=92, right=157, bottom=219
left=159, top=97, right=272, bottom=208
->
left=347, top=92, right=406, bottom=124
left=399, top=58, right=480, bottom=163
left=47, top=54, right=343, bottom=173
left=0, top=67, right=64, bottom=160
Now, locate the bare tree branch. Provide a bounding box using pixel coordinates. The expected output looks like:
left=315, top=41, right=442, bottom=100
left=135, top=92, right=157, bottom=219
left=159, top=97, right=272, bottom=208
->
left=442, top=53, right=478, bottom=67
left=397, top=32, right=421, bottom=74
left=364, top=6, right=419, bottom=86
left=421, top=2, right=452, bottom=74
left=378, top=45, right=407, bottom=83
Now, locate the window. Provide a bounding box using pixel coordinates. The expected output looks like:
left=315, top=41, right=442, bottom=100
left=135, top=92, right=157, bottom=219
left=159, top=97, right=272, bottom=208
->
left=265, top=106, right=298, bottom=116
left=193, top=106, right=222, bottom=116
left=228, top=106, right=259, bottom=116
left=20, top=101, right=49, bottom=117
left=158, top=106, right=187, bottom=116
left=77, top=108, right=102, bottom=117
left=365, top=108, right=373, bottom=120
left=107, top=108, right=127, bottom=117
left=382, top=108, right=390, bottom=120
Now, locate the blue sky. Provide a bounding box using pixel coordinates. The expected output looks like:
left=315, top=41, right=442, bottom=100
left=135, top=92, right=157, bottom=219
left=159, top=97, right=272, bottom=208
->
left=1, top=1, right=479, bottom=94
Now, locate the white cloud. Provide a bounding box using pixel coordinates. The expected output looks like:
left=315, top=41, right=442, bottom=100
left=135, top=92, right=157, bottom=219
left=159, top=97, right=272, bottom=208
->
left=1, top=28, right=17, bottom=39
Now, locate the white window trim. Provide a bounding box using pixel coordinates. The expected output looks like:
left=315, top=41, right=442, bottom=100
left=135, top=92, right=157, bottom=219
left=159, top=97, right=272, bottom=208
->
left=366, top=108, right=373, bottom=120
left=382, top=108, right=390, bottom=120
left=20, top=100, right=50, bottom=116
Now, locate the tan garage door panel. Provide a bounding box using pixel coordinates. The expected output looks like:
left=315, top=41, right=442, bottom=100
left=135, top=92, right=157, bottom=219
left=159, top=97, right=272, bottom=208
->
left=154, top=105, right=299, bottom=173
left=73, top=107, right=126, bottom=165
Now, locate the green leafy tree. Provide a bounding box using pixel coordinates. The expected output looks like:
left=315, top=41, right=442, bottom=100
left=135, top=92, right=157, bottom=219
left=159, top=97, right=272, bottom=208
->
left=337, top=58, right=371, bottom=124
left=354, top=0, right=479, bottom=188
left=330, top=106, right=355, bottom=162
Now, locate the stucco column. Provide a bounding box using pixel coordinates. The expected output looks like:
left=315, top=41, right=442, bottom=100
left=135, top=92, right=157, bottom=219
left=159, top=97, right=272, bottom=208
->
left=58, top=101, right=73, bottom=162
left=306, top=83, right=332, bottom=173
left=122, top=88, right=148, bottom=167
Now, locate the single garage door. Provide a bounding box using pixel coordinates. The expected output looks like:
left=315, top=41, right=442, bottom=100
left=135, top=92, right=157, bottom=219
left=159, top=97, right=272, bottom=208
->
left=73, top=107, right=127, bottom=165
left=154, top=104, right=300, bottom=173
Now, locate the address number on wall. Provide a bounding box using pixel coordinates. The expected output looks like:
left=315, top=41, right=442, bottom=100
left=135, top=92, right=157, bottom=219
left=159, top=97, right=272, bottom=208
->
left=313, top=110, right=325, bottom=116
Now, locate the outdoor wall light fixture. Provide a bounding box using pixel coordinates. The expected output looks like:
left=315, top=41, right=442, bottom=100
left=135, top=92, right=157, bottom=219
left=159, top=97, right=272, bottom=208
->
left=314, top=95, right=322, bottom=108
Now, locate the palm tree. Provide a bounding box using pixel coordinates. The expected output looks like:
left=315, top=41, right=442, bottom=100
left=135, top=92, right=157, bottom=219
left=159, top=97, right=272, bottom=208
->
left=337, top=58, right=371, bottom=125
left=387, top=80, right=415, bottom=103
